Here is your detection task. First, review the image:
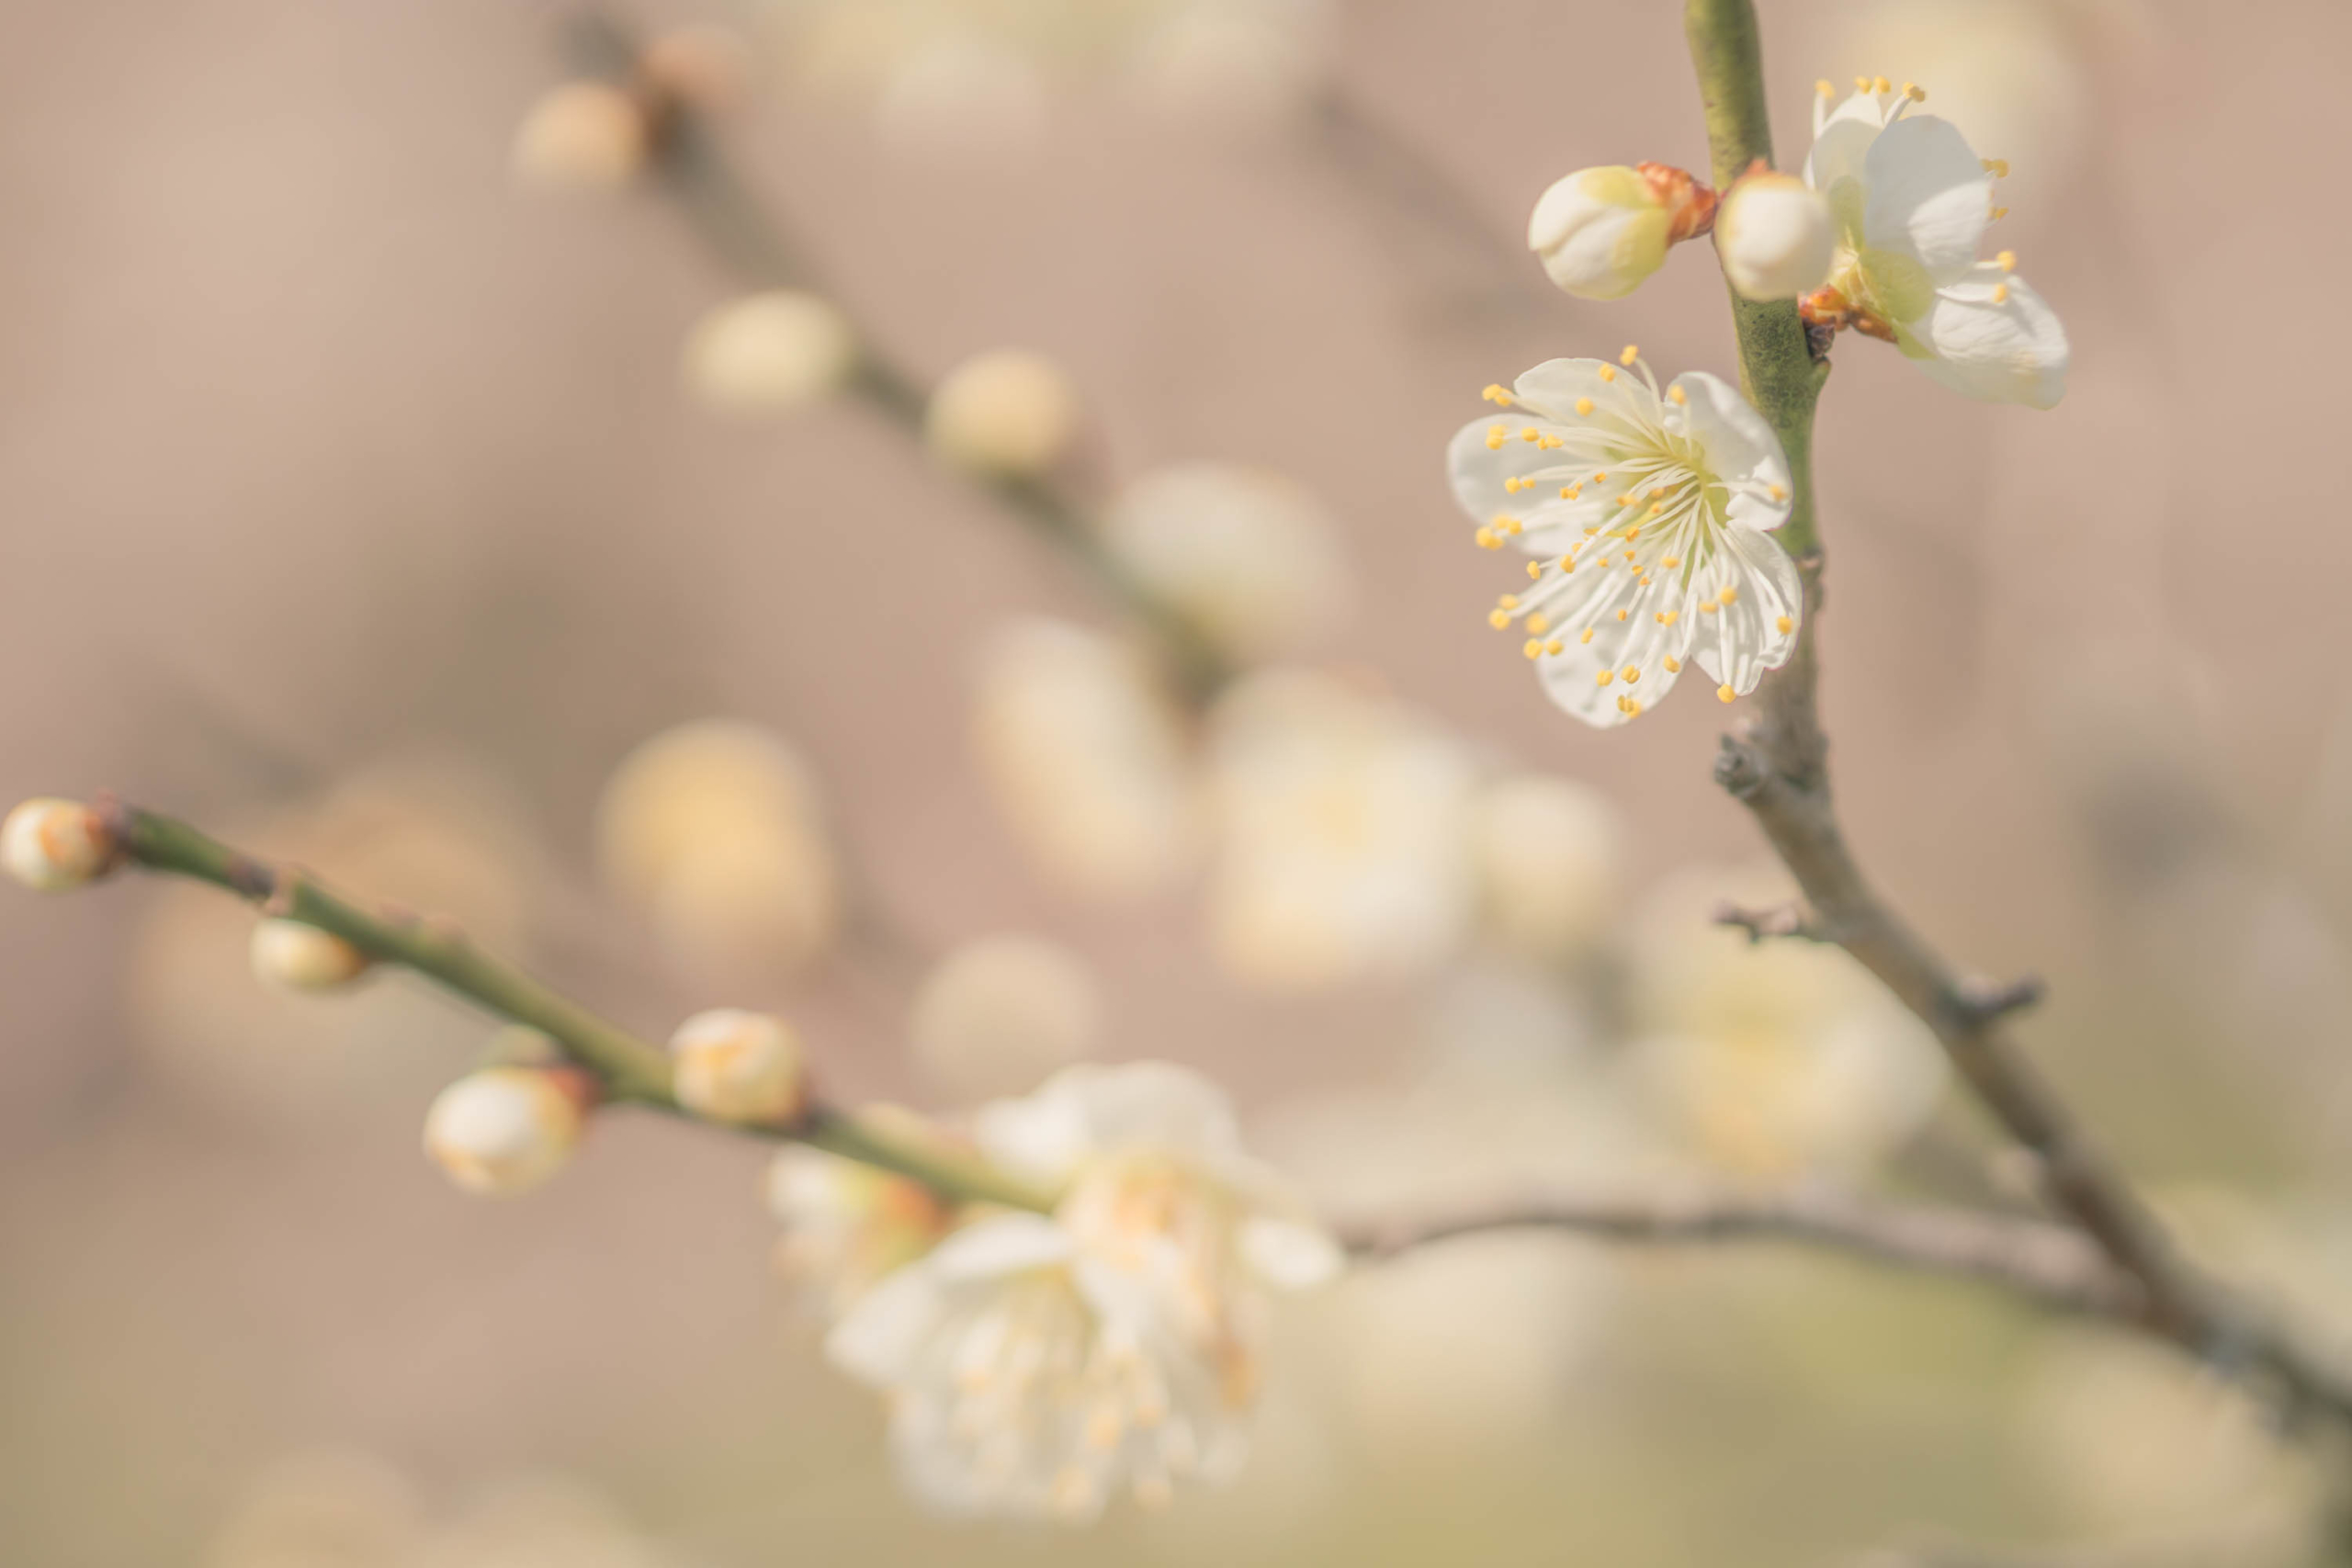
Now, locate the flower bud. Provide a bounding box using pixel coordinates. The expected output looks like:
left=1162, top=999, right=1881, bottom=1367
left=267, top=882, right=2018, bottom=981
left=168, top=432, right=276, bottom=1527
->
left=250, top=917, right=372, bottom=993
left=925, top=350, right=1080, bottom=478
left=682, top=291, right=858, bottom=415
left=668, top=1008, right=808, bottom=1125
left=910, top=935, right=1099, bottom=1097
left=1526, top=163, right=1714, bottom=301
left=1716, top=171, right=1837, bottom=302
left=641, top=23, right=754, bottom=110
left=423, top=1067, right=587, bottom=1195
left=511, top=82, right=647, bottom=191
left=2, top=797, right=116, bottom=892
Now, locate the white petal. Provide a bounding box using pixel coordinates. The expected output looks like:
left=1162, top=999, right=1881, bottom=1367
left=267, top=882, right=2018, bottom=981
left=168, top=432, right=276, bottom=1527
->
left=1667, top=372, right=1791, bottom=526
left=1532, top=574, right=1693, bottom=729
left=1804, top=91, right=1892, bottom=194
left=1860, top=114, right=1991, bottom=286
left=1446, top=419, right=1614, bottom=554
left=928, top=1212, right=1076, bottom=1280
left=1238, top=1216, right=1345, bottom=1290
left=1511, top=357, right=1645, bottom=428
left=1907, top=265, right=2069, bottom=409
left=1059, top=1060, right=1242, bottom=1156
left=1690, top=526, right=1804, bottom=694
left=824, top=1260, right=952, bottom=1387
left=973, top=1077, right=1095, bottom=1187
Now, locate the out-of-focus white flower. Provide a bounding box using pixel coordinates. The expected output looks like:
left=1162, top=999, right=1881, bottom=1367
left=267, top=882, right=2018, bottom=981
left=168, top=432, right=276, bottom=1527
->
left=1131, top=2, right=1328, bottom=128
left=682, top=291, right=858, bottom=415
left=1803, top=77, right=2068, bottom=407
left=911, top=934, right=1101, bottom=1098
left=1204, top=669, right=1475, bottom=989
left=926, top=349, right=1081, bottom=478
left=769, top=1140, right=951, bottom=1317
left=423, top=1067, right=589, bottom=1196
left=510, top=82, right=647, bottom=191
left=1102, top=463, right=1351, bottom=663
left=873, top=33, right=1051, bottom=160
left=667, top=1008, right=808, bottom=1125
left=249, top=918, right=372, bottom=993
left=973, top=619, right=1201, bottom=899
left=826, top=1062, right=1340, bottom=1521
left=1469, top=773, right=1626, bottom=964
left=1526, top=163, right=1715, bottom=300
left=1, top=797, right=116, bottom=891
left=1623, top=865, right=1947, bottom=1179
left=1449, top=353, right=1799, bottom=727
left=1716, top=170, right=1838, bottom=301
left=594, top=720, right=841, bottom=980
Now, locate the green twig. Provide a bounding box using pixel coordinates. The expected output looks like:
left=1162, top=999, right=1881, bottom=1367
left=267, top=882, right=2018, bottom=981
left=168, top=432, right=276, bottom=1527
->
left=97, top=798, right=1055, bottom=1213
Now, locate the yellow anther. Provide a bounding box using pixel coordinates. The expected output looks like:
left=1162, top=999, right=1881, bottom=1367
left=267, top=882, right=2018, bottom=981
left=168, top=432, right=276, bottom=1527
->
left=1502, top=476, right=1521, bottom=493
left=1717, top=684, right=1736, bottom=703
left=1769, top=484, right=1788, bottom=502
left=1579, top=628, right=1596, bottom=645
left=1647, top=487, right=1666, bottom=500
left=1983, top=158, right=2010, bottom=177
left=1545, top=638, right=1563, bottom=655
left=1487, top=609, right=1511, bottom=629
left=1599, top=366, right=1618, bottom=383
left=1623, top=551, right=1636, bottom=563
left=1476, top=528, right=1500, bottom=550
left=1583, top=524, right=1600, bottom=536
left=1816, top=79, right=1834, bottom=97
left=1991, top=282, right=2010, bottom=305
left=1775, top=615, right=1793, bottom=634
left=1639, top=574, right=1653, bottom=586
left=1620, top=344, right=1640, bottom=366
left=1525, top=613, right=1550, bottom=635
left=1668, top=384, right=1688, bottom=405
left=1486, top=425, right=1506, bottom=450
left=1664, top=655, right=1681, bottom=673
left=1622, top=665, right=1640, bottom=683
left=1527, top=560, right=1544, bottom=580
left=1617, top=493, right=1637, bottom=508
left=1505, top=518, right=1523, bottom=535
left=1622, top=697, right=1643, bottom=717
left=1575, top=397, right=1595, bottom=417
left=1655, top=608, right=1679, bottom=626
left=1482, top=383, right=1513, bottom=404
left=1991, top=205, right=2010, bottom=220
left=1854, top=75, right=1871, bottom=91
left=1540, top=434, right=1563, bottom=449
left=1662, top=555, right=1681, bottom=569
left=1559, top=558, right=1575, bottom=574
left=1903, top=82, right=1925, bottom=101
left=1595, top=670, right=1613, bottom=686
left=1996, top=250, right=2017, bottom=272
left=1717, top=585, right=1738, bottom=605
left=1645, top=503, right=1663, bottom=519
left=1614, top=608, right=1629, bottom=622
left=1700, top=600, right=1719, bottom=615
left=1591, top=472, right=1608, bottom=482
left=1498, top=593, right=1520, bottom=609
left=1559, top=486, right=1576, bottom=500
left=1521, top=426, right=1541, bottom=443
left=1524, top=639, right=1544, bottom=660
left=1872, top=75, right=1891, bottom=93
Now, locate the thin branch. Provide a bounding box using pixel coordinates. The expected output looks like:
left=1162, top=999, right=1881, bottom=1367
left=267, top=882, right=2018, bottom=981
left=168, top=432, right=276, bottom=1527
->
left=1341, top=1185, right=2139, bottom=1320
left=1679, top=0, right=2352, bottom=1429
left=560, top=10, right=1231, bottom=705
left=96, top=798, right=1057, bottom=1213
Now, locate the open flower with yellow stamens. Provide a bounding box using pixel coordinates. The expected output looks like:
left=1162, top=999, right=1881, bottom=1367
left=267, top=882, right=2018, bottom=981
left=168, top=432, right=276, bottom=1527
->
left=825, top=1062, right=1340, bottom=1522
left=1801, top=75, right=2068, bottom=408
left=1449, top=351, right=1800, bottom=728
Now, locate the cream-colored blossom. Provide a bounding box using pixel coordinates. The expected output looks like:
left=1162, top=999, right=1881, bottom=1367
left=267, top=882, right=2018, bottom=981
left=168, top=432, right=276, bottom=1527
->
left=1204, top=670, right=1475, bottom=988
left=768, top=1141, right=951, bottom=1317
left=1102, top=462, right=1350, bottom=662
left=249, top=918, right=372, bottom=993
left=1, top=797, right=115, bottom=891
left=1469, top=773, right=1626, bottom=963
left=911, top=934, right=1102, bottom=1098
left=1526, top=164, right=1713, bottom=300
left=667, top=1008, right=808, bottom=1125
left=1715, top=170, right=1837, bottom=301
left=682, top=291, right=858, bottom=414
left=974, top=619, right=1201, bottom=899
left=1804, top=77, right=2068, bottom=406
left=926, top=349, right=1080, bottom=477
left=826, top=1062, right=1339, bottom=1521
left=1449, top=353, right=1799, bottom=727
left=423, top=1067, right=587, bottom=1196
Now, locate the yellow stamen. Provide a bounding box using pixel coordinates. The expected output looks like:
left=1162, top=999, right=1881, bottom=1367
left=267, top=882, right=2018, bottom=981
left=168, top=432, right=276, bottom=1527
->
left=1996, top=249, right=2016, bottom=273
left=1498, top=593, right=1520, bottom=609
left=1527, top=560, right=1544, bottom=580
left=1991, top=205, right=2010, bottom=220
left=1655, top=608, right=1679, bottom=626
left=1662, top=555, right=1681, bottom=569
left=1717, top=585, right=1738, bottom=605
left=1769, top=484, right=1788, bottom=502
left=1991, top=282, right=2010, bottom=304
left=1482, top=383, right=1512, bottom=404
left=1615, top=608, right=1629, bottom=622
left=1524, top=614, right=1550, bottom=634
left=1598, top=366, right=1617, bottom=383
left=1575, top=397, right=1595, bottom=416
left=1776, top=615, right=1793, bottom=634
left=1668, top=384, right=1688, bottom=405
left=1983, top=158, right=2009, bottom=177
left=1872, top=74, right=1891, bottom=93
left=1476, top=528, right=1500, bottom=550
left=1579, top=628, right=1595, bottom=645
left=1524, top=639, right=1544, bottom=660
left=1903, top=82, right=1925, bottom=101
left=1545, top=638, right=1563, bottom=655
left=1664, top=655, right=1681, bottom=673
left=1816, top=79, right=1834, bottom=97
left=1854, top=75, right=1871, bottom=91
left=1700, top=600, right=1719, bottom=615
left=1521, top=426, right=1541, bottom=443
left=1595, top=670, right=1613, bottom=686
left=1591, top=472, right=1608, bottom=482
left=1717, top=684, right=1736, bottom=703
left=1622, top=665, right=1640, bottom=683
left=1487, top=609, right=1510, bottom=629
left=1486, top=425, right=1506, bottom=450
left=1620, top=344, right=1640, bottom=366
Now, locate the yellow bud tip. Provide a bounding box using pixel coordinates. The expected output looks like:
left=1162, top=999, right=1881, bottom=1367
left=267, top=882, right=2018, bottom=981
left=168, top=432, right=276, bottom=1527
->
left=1668, top=384, right=1688, bottom=405
left=1575, top=397, right=1595, bottom=416
left=1664, top=656, right=1681, bottom=672
left=1996, top=250, right=2017, bottom=272
left=1620, top=344, right=1640, bottom=366
left=1487, top=609, right=1511, bottom=629
left=1718, top=684, right=1736, bottom=703
left=1776, top=615, right=1793, bottom=634
left=1595, top=670, right=1613, bottom=686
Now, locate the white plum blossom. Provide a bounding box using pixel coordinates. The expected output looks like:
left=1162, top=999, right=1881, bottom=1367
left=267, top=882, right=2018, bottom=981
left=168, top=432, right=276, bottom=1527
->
left=1715, top=170, right=1837, bottom=302
left=1449, top=352, right=1800, bottom=727
left=824, top=1062, right=1340, bottom=1522
left=1804, top=76, right=2068, bottom=408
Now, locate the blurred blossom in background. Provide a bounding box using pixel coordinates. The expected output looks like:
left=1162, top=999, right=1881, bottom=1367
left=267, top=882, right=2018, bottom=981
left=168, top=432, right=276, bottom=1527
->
left=6, top=0, right=2352, bottom=1564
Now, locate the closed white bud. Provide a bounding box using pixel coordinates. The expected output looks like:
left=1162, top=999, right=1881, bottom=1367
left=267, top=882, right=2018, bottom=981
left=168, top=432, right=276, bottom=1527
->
left=926, top=350, right=1080, bottom=477
left=249, top=918, right=372, bottom=992
left=423, top=1067, right=586, bottom=1195
left=669, top=1008, right=808, bottom=1124
left=2, top=797, right=115, bottom=892
left=511, top=82, right=647, bottom=191
left=683, top=291, right=858, bottom=415
left=910, top=935, right=1100, bottom=1098
left=1716, top=171, right=1837, bottom=301
left=1527, top=163, right=1713, bottom=301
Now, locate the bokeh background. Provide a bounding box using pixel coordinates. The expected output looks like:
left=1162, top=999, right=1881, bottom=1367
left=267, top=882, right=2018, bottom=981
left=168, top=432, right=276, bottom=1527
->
left=6, top=1, right=2352, bottom=1563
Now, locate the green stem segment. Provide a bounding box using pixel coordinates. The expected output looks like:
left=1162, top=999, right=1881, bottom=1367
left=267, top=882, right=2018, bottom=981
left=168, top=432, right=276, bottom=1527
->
left=1680, top=0, right=2352, bottom=1427
left=101, top=800, right=1054, bottom=1213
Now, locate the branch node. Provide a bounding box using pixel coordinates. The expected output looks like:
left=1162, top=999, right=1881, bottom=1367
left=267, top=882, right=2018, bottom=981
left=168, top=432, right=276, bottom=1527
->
left=1714, top=899, right=1832, bottom=943
left=1952, top=975, right=2046, bottom=1028
left=1713, top=734, right=1769, bottom=800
